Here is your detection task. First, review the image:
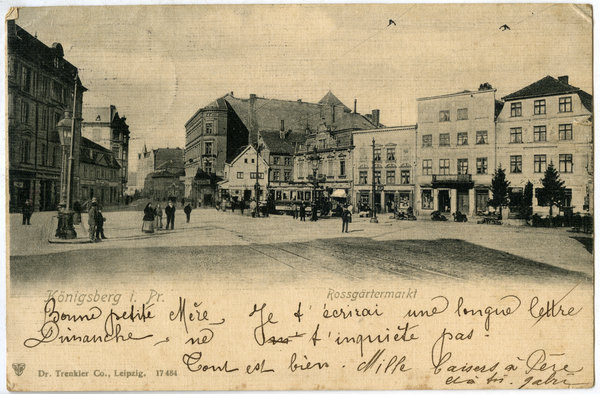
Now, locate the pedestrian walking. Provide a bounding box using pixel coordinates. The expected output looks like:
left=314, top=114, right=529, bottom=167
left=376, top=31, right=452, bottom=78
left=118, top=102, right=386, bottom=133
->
left=293, top=204, right=298, bottom=219
left=341, top=204, right=351, bottom=233
left=184, top=203, right=192, bottom=223
left=95, top=208, right=107, bottom=239
left=181, top=197, right=185, bottom=208
left=299, top=203, right=306, bottom=221
left=231, top=200, right=236, bottom=214
left=310, top=203, right=318, bottom=221
left=21, top=199, right=32, bottom=225
left=142, top=202, right=155, bottom=233
left=165, top=200, right=176, bottom=230
left=154, top=204, right=163, bottom=230
left=240, top=200, right=245, bottom=215
left=250, top=199, right=257, bottom=217
left=88, top=198, right=99, bottom=242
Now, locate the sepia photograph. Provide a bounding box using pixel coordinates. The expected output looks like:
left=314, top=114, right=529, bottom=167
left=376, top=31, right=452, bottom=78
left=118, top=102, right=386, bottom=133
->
left=4, top=3, right=595, bottom=391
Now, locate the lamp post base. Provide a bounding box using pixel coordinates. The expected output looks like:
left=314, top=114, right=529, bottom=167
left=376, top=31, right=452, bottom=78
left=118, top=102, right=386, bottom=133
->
left=370, top=217, right=379, bottom=223
left=56, top=208, right=77, bottom=239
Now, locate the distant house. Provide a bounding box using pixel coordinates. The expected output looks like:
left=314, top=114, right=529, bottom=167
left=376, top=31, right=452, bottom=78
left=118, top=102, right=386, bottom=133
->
left=136, top=146, right=184, bottom=191
left=81, top=105, right=130, bottom=203
left=78, top=137, right=121, bottom=205
left=220, top=145, right=269, bottom=203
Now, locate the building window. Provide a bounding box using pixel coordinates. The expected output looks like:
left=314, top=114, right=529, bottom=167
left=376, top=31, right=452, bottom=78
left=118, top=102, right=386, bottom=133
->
left=20, top=100, right=30, bottom=124
left=20, top=139, right=31, bottom=163
left=327, top=160, right=333, bottom=176
left=244, top=158, right=248, bottom=163
left=559, top=97, right=572, bottom=112
left=510, top=127, right=522, bottom=143
left=400, top=170, right=410, bottom=184
left=205, top=142, right=213, bottom=155
left=205, top=122, right=213, bottom=134
left=534, top=154, right=547, bottom=173
left=284, top=170, right=291, bottom=181
left=284, top=157, right=291, bottom=166
left=559, top=124, right=572, bottom=140
left=21, top=66, right=32, bottom=93
left=439, top=133, right=450, bottom=146
left=476, top=157, right=487, bottom=174
left=476, top=130, right=488, bottom=144
left=374, top=171, right=381, bottom=184
left=298, top=162, right=304, bottom=178
left=359, top=171, right=367, bottom=185
left=510, top=102, right=522, bottom=117
left=439, top=159, right=450, bottom=175
left=457, top=132, right=468, bottom=145
left=457, top=108, right=468, bottom=120
left=237, top=172, right=244, bottom=179
left=563, top=189, right=572, bottom=207
left=273, top=156, right=280, bottom=165
left=273, top=170, right=280, bottom=181
left=534, top=100, right=546, bottom=115
left=422, top=134, right=432, bottom=147
left=559, top=154, right=573, bottom=173
left=386, top=170, right=396, bottom=184
left=340, top=160, right=346, bottom=176
left=373, top=148, right=381, bottom=161
left=422, top=190, right=433, bottom=209
left=457, top=159, right=468, bottom=175
left=250, top=172, right=264, bottom=179
left=534, top=126, right=547, bottom=142
left=41, top=108, right=48, bottom=130
left=422, top=159, right=432, bottom=175
left=510, top=155, right=522, bottom=173
left=386, top=148, right=396, bottom=161
left=439, top=110, right=450, bottom=122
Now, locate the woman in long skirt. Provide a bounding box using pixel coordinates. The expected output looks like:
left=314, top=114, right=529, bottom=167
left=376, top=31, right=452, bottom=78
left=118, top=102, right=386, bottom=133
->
left=142, top=202, right=155, bottom=233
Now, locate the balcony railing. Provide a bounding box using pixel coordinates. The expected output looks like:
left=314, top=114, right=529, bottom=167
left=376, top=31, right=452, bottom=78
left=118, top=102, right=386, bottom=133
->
left=432, top=174, right=472, bottom=183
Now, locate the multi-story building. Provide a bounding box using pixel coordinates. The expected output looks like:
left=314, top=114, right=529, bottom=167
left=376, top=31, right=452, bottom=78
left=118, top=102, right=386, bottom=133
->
left=496, top=75, right=593, bottom=214
left=136, top=146, right=184, bottom=191
left=7, top=20, right=86, bottom=212
left=353, top=125, right=417, bottom=214
left=415, top=86, right=500, bottom=217
left=81, top=105, right=130, bottom=203
left=78, top=137, right=122, bottom=205
left=184, top=91, right=374, bottom=206
left=221, top=145, right=269, bottom=203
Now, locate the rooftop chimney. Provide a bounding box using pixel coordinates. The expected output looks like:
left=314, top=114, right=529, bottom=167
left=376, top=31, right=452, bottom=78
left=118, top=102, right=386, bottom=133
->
left=558, top=75, right=569, bottom=85
left=372, top=109, right=380, bottom=128
left=280, top=120, right=285, bottom=139
left=354, top=99, right=357, bottom=114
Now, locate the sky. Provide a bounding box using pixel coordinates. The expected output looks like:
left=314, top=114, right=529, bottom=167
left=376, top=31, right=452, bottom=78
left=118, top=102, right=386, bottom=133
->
left=8, top=3, right=594, bottom=173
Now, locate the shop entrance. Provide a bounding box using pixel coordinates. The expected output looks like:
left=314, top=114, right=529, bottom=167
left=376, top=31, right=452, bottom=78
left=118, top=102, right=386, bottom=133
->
left=457, top=190, right=470, bottom=214
left=438, top=190, right=450, bottom=212
left=476, top=190, right=489, bottom=214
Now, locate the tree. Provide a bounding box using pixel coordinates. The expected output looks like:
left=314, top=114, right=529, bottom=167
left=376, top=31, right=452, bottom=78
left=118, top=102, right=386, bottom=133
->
left=520, top=181, right=534, bottom=222
left=540, top=163, right=566, bottom=216
left=489, top=165, right=510, bottom=216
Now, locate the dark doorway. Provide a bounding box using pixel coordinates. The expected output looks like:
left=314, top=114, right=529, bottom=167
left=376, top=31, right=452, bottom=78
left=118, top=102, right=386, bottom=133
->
left=438, top=190, right=450, bottom=212
left=458, top=190, right=469, bottom=214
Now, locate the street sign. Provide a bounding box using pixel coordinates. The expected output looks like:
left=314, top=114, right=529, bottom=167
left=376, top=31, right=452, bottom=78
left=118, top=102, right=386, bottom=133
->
left=377, top=185, right=385, bottom=191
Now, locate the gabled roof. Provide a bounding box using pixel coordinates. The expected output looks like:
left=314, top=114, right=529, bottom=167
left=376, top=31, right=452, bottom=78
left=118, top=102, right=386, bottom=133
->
left=577, top=90, right=593, bottom=113
left=502, top=75, right=587, bottom=101
left=318, top=90, right=351, bottom=113
left=80, top=137, right=121, bottom=168
left=226, top=145, right=268, bottom=167
left=332, top=112, right=379, bottom=131
left=260, top=131, right=308, bottom=155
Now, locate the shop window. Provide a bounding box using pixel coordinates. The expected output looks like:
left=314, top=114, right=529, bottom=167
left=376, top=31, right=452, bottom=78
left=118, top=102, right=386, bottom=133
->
left=422, top=190, right=433, bottom=209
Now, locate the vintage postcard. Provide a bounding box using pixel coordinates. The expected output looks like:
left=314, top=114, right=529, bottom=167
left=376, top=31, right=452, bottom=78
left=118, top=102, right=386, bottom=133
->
left=5, top=3, right=594, bottom=391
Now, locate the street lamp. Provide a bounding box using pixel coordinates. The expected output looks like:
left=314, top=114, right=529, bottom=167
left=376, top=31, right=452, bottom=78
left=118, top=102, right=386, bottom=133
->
left=308, top=146, right=321, bottom=221
left=371, top=138, right=378, bottom=223
left=254, top=143, right=261, bottom=217
left=55, top=109, right=77, bottom=239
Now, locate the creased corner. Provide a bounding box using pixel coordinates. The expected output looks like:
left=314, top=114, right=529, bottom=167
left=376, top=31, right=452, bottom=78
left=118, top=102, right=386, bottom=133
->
left=6, top=7, right=18, bottom=21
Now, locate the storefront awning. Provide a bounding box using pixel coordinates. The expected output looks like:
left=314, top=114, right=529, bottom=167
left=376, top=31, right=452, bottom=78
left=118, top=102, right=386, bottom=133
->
left=331, top=189, right=347, bottom=198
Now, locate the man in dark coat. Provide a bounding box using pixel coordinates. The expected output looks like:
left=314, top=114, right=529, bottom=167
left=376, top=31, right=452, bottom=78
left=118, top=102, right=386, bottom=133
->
left=21, top=200, right=32, bottom=225
left=88, top=198, right=99, bottom=242
left=184, top=203, right=192, bottom=223
left=299, top=203, right=306, bottom=221
left=165, top=200, right=176, bottom=230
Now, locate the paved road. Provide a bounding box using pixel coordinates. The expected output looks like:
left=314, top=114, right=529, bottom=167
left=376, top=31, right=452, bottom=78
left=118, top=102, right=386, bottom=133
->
left=8, top=209, right=592, bottom=294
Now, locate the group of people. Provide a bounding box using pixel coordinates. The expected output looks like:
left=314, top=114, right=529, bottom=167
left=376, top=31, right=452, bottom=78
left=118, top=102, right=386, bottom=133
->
left=87, top=197, right=106, bottom=242
left=142, top=200, right=178, bottom=233
left=291, top=203, right=307, bottom=221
